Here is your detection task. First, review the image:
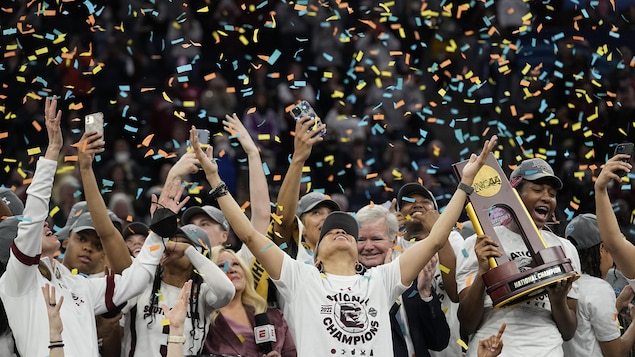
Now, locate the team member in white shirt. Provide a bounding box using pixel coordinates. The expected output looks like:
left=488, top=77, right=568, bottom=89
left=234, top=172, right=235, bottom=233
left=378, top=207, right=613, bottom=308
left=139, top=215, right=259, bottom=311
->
left=0, top=96, right=193, bottom=357
left=563, top=213, right=635, bottom=356
left=191, top=125, right=497, bottom=356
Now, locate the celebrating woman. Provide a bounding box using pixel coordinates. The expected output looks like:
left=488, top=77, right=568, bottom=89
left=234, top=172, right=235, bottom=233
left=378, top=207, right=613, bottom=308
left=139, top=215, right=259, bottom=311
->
left=190, top=125, right=497, bottom=356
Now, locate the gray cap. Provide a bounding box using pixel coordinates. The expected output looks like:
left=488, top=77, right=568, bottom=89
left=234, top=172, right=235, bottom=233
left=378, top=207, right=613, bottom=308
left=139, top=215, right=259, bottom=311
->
left=0, top=216, right=19, bottom=265
left=175, top=224, right=211, bottom=250
left=314, top=211, right=359, bottom=260
left=565, top=213, right=601, bottom=250
left=397, top=183, right=438, bottom=210
left=181, top=205, right=229, bottom=231
left=510, top=158, right=563, bottom=190
left=296, top=192, right=340, bottom=217
left=54, top=201, right=89, bottom=241
left=0, top=188, right=24, bottom=216
left=70, top=212, right=97, bottom=233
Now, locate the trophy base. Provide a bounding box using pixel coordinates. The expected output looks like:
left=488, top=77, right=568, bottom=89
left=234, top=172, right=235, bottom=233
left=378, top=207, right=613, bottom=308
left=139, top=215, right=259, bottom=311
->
left=483, top=249, right=579, bottom=309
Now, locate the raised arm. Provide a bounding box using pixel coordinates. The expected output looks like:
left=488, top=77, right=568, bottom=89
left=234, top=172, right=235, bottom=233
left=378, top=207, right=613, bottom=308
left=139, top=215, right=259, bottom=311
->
left=223, top=113, right=270, bottom=234
left=398, top=136, right=498, bottom=286
left=76, top=131, right=131, bottom=273
left=189, top=126, right=286, bottom=280
left=2, top=96, right=62, bottom=296
left=271, top=116, right=325, bottom=246
left=595, top=154, right=635, bottom=278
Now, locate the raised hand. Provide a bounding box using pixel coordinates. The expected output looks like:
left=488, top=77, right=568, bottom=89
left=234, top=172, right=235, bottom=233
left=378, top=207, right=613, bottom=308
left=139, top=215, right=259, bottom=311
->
left=161, top=279, right=192, bottom=332
left=44, top=95, right=63, bottom=160
left=42, top=283, right=64, bottom=340
left=150, top=178, right=190, bottom=218
left=76, top=131, right=105, bottom=169
left=223, top=113, right=258, bottom=155
left=167, top=151, right=200, bottom=182
left=389, top=198, right=407, bottom=227
left=595, top=154, right=632, bottom=191
left=292, top=116, right=325, bottom=164
left=190, top=125, right=218, bottom=177
left=477, top=322, right=506, bottom=357
left=461, top=135, right=498, bottom=183
left=417, top=254, right=438, bottom=298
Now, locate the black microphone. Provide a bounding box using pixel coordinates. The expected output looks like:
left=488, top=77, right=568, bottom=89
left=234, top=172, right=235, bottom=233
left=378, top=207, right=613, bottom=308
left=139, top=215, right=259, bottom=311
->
left=254, top=312, right=276, bottom=353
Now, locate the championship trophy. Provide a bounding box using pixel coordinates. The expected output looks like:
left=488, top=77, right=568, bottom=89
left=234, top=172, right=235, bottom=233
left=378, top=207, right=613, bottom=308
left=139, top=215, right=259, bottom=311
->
left=452, top=154, right=579, bottom=308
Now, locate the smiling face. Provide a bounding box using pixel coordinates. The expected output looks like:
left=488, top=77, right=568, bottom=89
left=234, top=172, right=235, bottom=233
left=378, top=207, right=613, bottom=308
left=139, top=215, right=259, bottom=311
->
left=190, top=213, right=227, bottom=247
left=317, top=228, right=358, bottom=261
left=41, top=222, right=60, bottom=256
left=301, top=206, right=334, bottom=249
left=216, top=251, right=246, bottom=294
left=125, top=234, right=145, bottom=257
left=517, top=181, right=558, bottom=229
left=399, top=192, right=435, bottom=235
left=357, top=219, right=394, bottom=268
left=62, top=229, right=105, bottom=275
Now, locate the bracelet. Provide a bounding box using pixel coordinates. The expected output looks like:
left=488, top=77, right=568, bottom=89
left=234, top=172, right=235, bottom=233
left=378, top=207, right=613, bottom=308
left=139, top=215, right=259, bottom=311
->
left=48, top=343, right=64, bottom=349
left=50, top=340, right=63, bottom=344
left=457, top=182, right=474, bottom=195
left=208, top=181, right=229, bottom=199
left=167, top=335, right=186, bottom=344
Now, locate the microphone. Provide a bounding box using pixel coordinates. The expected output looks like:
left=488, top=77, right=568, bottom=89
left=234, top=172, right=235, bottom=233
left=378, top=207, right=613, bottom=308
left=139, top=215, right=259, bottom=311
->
left=254, top=312, right=276, bottom=353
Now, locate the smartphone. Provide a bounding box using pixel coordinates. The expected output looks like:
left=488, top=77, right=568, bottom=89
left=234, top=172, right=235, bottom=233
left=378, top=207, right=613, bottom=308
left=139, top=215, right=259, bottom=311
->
left=290, top=100, right=326, bottom=137
left=196, top=129, right=210, bottom=148
left=84, top=112, right=104, bottom=137
left=614, top=142, right=634, bottom=177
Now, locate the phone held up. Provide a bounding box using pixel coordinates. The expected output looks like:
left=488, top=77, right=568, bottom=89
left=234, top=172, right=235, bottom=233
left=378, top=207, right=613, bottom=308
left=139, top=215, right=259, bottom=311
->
left=614, top=142, right=634, bottom=177
left=84, top=112, right=104, bottom=138
left=196, top=129, right=210, bottom=148
left=290, top=100, right=326, bottom=137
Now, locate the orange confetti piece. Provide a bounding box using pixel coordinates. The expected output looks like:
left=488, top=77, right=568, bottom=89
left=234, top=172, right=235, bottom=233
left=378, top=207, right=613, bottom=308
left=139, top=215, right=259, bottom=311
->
left=365, top=173, right=378, bottom=179
left=204, top=72, right=217, bottom=81
left=149, top=244, right=161, bottom=252
left=64, top=156, right=78, bottom=162
left=31, top=120, right=42, bottom=132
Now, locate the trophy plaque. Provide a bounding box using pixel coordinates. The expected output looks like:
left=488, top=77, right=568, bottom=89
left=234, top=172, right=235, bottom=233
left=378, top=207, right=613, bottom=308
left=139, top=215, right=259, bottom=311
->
left=452, top=154, right=579, bottom=308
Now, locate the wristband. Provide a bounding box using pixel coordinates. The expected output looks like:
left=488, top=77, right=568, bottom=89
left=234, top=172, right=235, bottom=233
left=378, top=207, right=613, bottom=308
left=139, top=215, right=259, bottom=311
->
left=457, top=182, right=474, bottom=195
left=48, top=343, right=64, bottom=349
left=167, top=335, right=186, bottom=344
left=209, top=181, right=229, bottom=199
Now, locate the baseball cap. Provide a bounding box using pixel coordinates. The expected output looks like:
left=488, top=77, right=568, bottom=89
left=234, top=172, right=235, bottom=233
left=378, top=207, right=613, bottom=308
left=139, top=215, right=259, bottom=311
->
left=0, top=216, right=19, bottom=265
left=314, top=211, right=359, bottom=260
left=70, top=212, right=97, bottom=233
left=55, top=201, right=89, bottom=241
left=397, top=183, right=438, bottom=210
left=510, top=158, right=563, bottom=190
left=175, top=224, right=211, bottom=250
left=296, top=192, right=340, bottom=217
left=181, top=205, right=229, bottom=231
left=0, top=188, right=24, bottom=216
left=565, top=213, right=601, bottom=250
left=122, top=222, right=150, bottom=240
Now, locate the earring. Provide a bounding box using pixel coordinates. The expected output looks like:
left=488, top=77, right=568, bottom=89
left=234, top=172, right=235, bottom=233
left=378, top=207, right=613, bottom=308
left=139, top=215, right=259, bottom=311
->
left=316, top=261, right=324, bottom=274
left=354, top=261, right=366, bottom=275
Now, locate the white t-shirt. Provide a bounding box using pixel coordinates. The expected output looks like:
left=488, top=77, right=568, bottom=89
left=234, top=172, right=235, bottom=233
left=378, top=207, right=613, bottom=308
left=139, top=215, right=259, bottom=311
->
left=273, top=253, right=408, bottom=356
left=0, top=158, right=166, bottom=357
left=398, top=230, right=464, bottom=357
left=564, top=274, right=621, bottom=357
left=122, top=246, right=235, bottom=356
left=456, top=226, right=581, bottom=357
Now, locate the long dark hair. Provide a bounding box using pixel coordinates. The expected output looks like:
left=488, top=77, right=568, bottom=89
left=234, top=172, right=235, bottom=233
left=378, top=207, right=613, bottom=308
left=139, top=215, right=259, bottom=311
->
left=578, top=244, right=602, bottom=278
left=143, top=265, right=206, bottom=352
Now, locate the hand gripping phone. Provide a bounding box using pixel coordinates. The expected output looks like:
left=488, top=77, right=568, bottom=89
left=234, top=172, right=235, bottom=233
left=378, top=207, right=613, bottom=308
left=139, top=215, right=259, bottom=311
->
left=614, top=142, right=634, bottom=177
left=290, top=100, right=326, bottom=137
left=84, top=112, right=104, bottom=137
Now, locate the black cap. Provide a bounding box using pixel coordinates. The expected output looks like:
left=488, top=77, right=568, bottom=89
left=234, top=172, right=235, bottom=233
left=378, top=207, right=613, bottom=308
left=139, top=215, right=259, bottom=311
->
left=122, top=222, right=150, bottom=240
left=397, top=183, right=438, bottom=210
left=314, top=212, right=359, bottom=260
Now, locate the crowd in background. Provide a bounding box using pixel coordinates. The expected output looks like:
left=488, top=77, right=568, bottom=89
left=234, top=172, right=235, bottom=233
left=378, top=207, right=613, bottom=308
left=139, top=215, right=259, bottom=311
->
left=1, top=0, right=635, bottom=240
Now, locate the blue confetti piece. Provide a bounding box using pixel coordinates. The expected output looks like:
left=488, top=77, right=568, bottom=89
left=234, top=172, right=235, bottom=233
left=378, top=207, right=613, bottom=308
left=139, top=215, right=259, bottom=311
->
left=177, top=64, right=192, bottom=73
left=268, top=49, right=281, bottom=65
left=102, top=179, right=114, bottom=187
left=279, top=243, right=288, bottom=250
left=223, top=261, right=229, bottom=272
left=461, top=248, right=469, bottom=258
left=262, top=162, right=270, bottom=175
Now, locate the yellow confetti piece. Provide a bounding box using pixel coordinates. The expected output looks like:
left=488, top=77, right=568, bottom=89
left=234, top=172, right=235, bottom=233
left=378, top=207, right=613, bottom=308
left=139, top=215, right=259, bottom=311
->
left=27, top=147, right=41, bottom=156
left=439, top=264, right=450, bottom=274
left=457, top=338, right=468, bottom=350
left=35, top=47, right=48, bottom=55
left=237, top=334, right=245, bottom=343
left=162, top=319, right=170, bottom=326
left=72, top=268, right=78, bottom=275
left=197, top=6, right=209, bottom=12
left=257, top=134, right=271, bottom=141
left=162, top=91, right=173, bottom=103
left=49, top=206, right=60, bottom=217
